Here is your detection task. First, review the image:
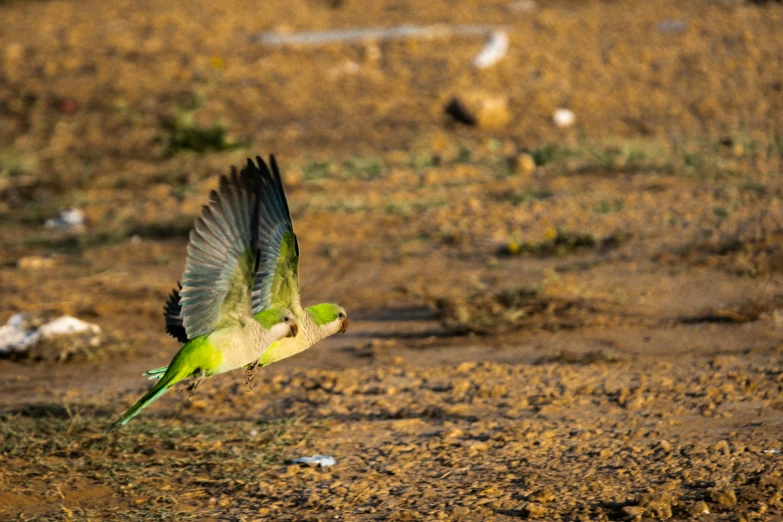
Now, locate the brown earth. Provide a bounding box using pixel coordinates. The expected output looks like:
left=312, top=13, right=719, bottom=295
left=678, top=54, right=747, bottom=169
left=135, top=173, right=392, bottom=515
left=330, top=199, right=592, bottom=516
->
left=2, top=0, right=783, bottom=520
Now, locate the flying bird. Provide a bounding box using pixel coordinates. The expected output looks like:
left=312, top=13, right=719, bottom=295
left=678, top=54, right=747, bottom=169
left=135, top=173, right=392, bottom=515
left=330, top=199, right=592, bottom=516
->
left=137, top=156, right=348, bottom=404
left=106, top=159, right=309, bottom=431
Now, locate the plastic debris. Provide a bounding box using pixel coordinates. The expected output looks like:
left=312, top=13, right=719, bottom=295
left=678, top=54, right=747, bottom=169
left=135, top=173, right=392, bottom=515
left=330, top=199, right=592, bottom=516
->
left=291, top=455, right=336, bottom=468
left=763, top=449, right=781, bottom=454
left=509, top=0, right=536, bottom=13
left=552, top=108, right=576, bottom=128
left=39, top=316, right=101, bottom=338
left=251, top=24, right=500, bottom=46
left=45, top=208, right=86, bottom=231
left=473, top=30, right=509, bottom=69
left=0, top=314, right=40, bottom=354
left=0, top=313, right=101, bottom=358
left=656, top=19, right=687, bottom=34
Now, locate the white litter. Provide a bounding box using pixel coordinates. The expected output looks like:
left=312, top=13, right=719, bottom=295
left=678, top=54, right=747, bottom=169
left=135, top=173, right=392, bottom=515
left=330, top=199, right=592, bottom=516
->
left=39, top=316, right=101, bottom=338
left=553, top=108, right=576, bottom=128
left=763, top=449, right=781, bottom=454
left=292, top=455, right=336, bottom=468
left=0, top=313, right=101, bottom=356
left=509, top=0, right=536, bottom=13
left=472, top=30, right=509, bottom=69
left=0, top=314, right=40, bottom=354
left=251, top=24, right=500, bottom=46
left=45, top=208, right=86, bottom=230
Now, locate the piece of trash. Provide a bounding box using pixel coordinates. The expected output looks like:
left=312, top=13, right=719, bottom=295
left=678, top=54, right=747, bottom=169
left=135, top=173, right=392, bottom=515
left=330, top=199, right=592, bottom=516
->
left=0, top=313, right=102, bottom=360
left=656, top=19, right=687, bottom=34
left=0, top=314, right=40, bottom=354
left=509, top=0, right=536, bottom=13
left=251, top=24, right=501, bottom=46
left=473, top=30, right=509, bottom=69
left=291, top=455, right=336, bottom=468
left=39, top=316, right=101, bottom=338
left=552, top=108, right=576, bottom=128
left=763, top=449, right=781, bottom=454
left=45, top=208, right=86, bottom=231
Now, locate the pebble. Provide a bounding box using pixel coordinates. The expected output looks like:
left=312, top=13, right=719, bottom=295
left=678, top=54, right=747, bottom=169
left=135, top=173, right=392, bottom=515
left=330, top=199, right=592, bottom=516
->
left=515, top=153, right=537, bottom=175
left=552, top=108, right=576, bottom=128
left=445, top=92, right=510, bottom=129
left=17, top=255, right=56, bottom=270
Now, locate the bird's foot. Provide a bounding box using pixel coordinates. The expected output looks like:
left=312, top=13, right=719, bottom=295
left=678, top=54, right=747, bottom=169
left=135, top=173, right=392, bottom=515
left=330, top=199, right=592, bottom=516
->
left=184, top=370, right=205, bottom=402
left=244, top=361, right=258, bottom=391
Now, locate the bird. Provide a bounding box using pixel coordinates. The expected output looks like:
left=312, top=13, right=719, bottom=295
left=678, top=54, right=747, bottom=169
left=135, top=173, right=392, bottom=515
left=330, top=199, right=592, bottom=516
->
left=106, top=160, right=308, bottom=431
left=140, top=156, right=348, bottom=397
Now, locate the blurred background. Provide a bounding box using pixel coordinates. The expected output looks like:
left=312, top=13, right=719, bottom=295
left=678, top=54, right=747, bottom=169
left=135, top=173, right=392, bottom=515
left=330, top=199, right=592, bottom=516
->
left=2, top=0, right=783, bottom=520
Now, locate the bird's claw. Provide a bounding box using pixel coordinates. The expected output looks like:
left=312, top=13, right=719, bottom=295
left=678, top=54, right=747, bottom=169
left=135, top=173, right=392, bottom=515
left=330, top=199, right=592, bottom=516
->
left=182, top=369, right=205, bottom=403
left=244, top=361, right=258, bottom=391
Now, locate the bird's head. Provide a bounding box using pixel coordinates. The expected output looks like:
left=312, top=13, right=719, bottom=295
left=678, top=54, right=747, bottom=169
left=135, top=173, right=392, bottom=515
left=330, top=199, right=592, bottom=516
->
left=253, top=307, right=298, bottom=339
left=307, top=303, right=348, bottom=337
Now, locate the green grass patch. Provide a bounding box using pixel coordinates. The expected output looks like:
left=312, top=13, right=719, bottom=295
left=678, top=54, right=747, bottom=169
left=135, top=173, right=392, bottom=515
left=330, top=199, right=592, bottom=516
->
left=162, top=109, right=245, bottom=156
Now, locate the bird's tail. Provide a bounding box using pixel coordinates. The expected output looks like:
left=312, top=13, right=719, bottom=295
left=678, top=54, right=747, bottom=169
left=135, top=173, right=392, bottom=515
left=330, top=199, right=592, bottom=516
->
left=105, top=367, right=186, bottom=432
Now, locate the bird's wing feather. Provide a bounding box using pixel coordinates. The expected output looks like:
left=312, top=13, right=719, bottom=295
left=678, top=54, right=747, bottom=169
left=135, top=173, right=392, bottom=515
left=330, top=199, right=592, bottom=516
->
left=163, top=283, right=188, bottom=343
left=245, top=156, right=302, bottom=314
left=178, top=167, right=265, bottom=339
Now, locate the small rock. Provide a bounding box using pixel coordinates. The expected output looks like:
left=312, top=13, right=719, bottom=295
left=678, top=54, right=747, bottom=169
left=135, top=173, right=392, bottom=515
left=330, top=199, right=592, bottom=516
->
left=687, top=501, right=710, bottom=517
left=622, top=505, right=645, bottom=518
left=520, top=501, right=548, bottom=519
left=17, top=255, right=55, bottom=270
left=445, top=92, right=510, bottom=129
left=646, top=498, right=672, bottom=519
left=528, top=487, right=555, bottom=503
left=709, top=488, right=737, bottom=506
left=54, top=97, right=79, bottom=114
left=552, top=108, right=575, bottom=128
left=637, top=492, right=672, bottom=519
left=515, top=153, right=536, bottom=175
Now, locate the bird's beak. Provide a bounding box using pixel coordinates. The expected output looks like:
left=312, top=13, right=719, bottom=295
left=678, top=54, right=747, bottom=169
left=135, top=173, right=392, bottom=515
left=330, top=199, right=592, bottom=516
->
left=288, top=323, right=299, bottom=338
left=339, top=319, right=348, bottom=334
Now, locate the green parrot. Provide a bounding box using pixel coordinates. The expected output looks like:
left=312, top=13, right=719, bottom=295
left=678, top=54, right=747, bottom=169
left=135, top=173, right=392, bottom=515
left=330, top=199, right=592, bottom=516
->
left=106, top=162, right=305, bottom=431
left=141, top=156, right=348, bottom=397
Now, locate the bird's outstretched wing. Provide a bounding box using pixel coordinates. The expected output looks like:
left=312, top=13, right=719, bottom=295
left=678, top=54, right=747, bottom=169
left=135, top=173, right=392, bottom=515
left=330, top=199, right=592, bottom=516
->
left=177, top=164, right=267, bottom=339
left=245, top=156, right=301, bottom=314
left=164, top=156, right=300, bottom=342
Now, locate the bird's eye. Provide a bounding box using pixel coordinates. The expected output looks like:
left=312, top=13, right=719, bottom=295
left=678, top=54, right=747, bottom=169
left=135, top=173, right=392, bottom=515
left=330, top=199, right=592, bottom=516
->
left=338, top=312, right=344, bottom=318
left=284, top=316, right=290, bottom=322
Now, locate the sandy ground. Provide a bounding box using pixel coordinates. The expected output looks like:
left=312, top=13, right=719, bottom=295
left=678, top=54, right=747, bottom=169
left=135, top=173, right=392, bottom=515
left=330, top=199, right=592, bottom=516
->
left=2, top=0, right=783, bottom=520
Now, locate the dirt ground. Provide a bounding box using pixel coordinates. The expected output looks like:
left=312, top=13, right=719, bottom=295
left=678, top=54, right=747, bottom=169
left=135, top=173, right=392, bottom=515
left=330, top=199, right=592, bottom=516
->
left=2, top=0, right=783, bottom=520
